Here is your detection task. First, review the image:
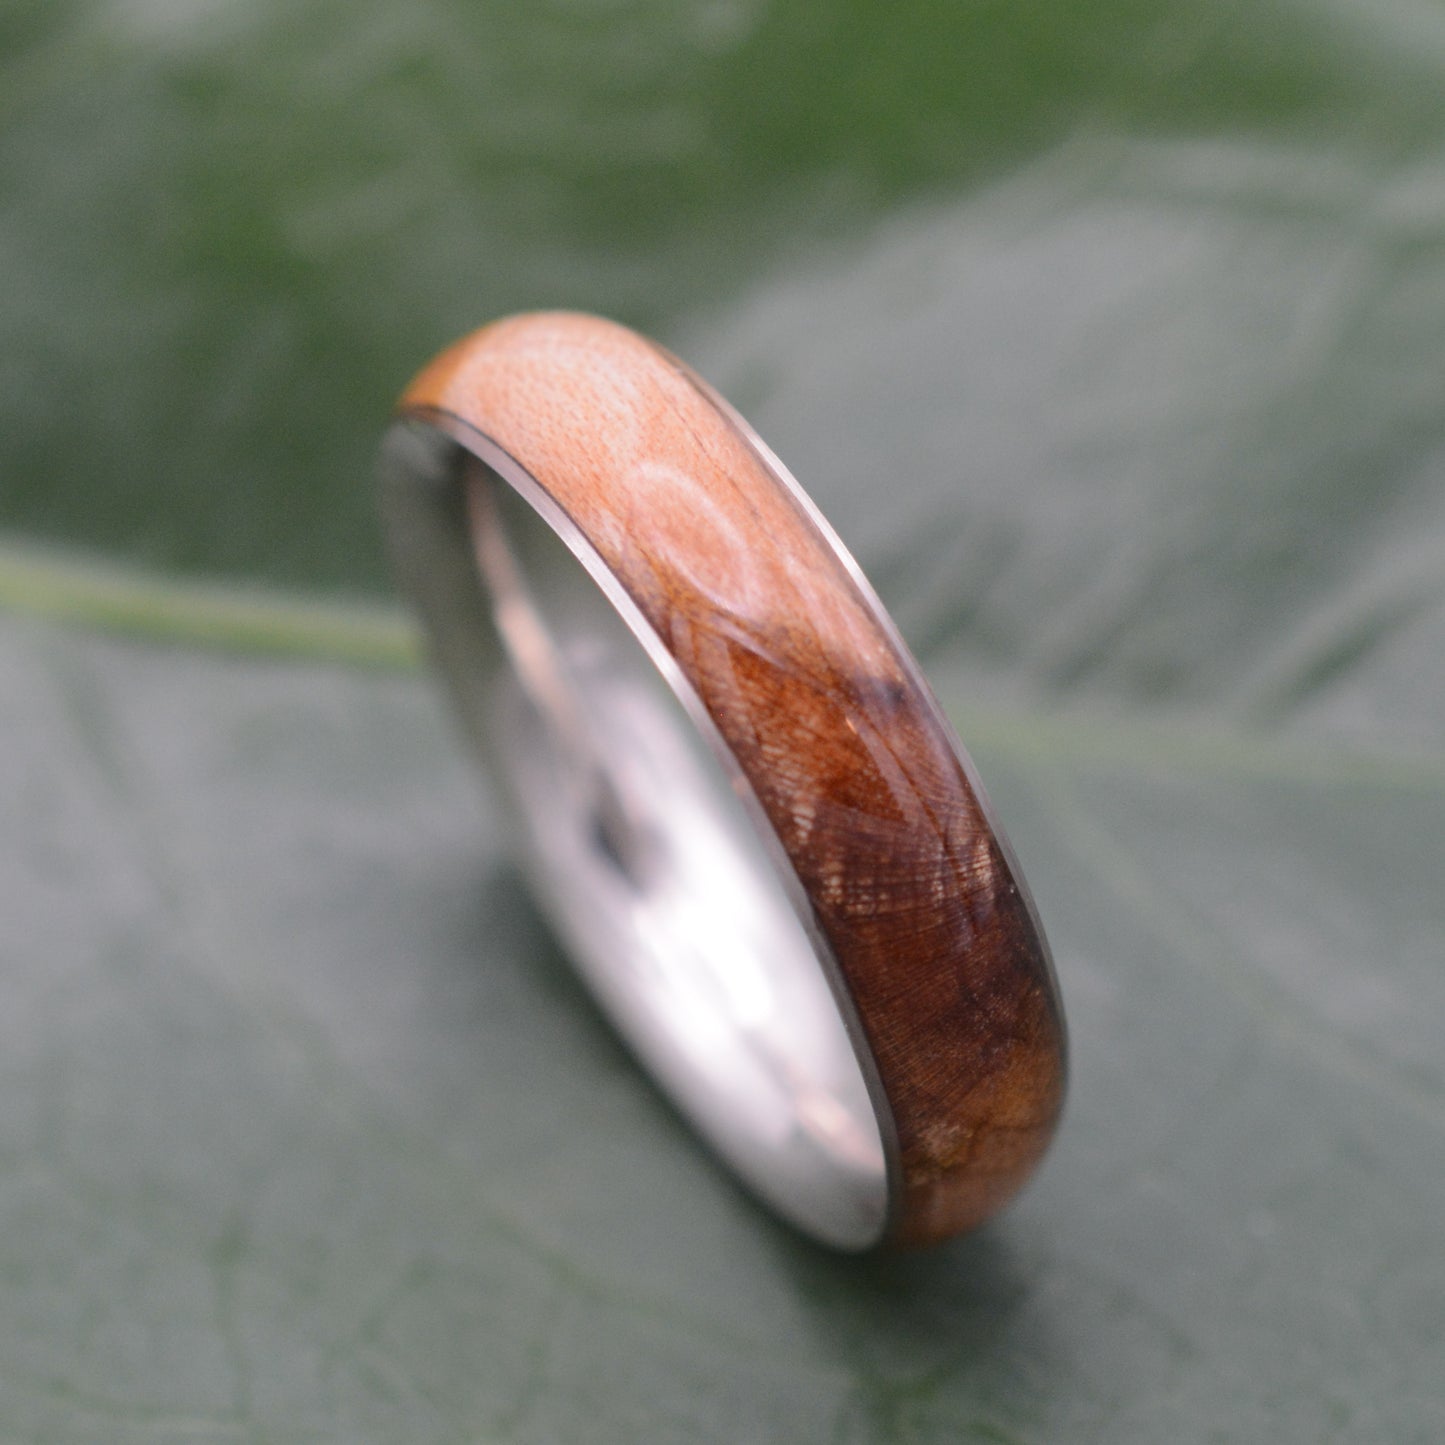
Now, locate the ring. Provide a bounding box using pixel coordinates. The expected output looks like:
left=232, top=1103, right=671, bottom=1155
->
left=379, top=312, right=1066, bottom=1249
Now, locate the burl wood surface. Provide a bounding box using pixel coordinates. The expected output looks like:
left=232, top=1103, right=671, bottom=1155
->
left=400, top=312, right=1066, bottom=1246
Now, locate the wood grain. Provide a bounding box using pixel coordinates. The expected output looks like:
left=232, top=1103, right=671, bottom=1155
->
left=398, top=312, right=1066, bottom=1246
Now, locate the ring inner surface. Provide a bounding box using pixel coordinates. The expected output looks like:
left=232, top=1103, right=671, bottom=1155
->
left=424, top=435, right=888, bottom=1248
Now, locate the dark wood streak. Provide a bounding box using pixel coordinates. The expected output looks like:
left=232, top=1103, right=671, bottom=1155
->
left=399, top=311, right=1066, bottom=1247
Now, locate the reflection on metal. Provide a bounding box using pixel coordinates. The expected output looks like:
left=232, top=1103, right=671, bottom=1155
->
left=459, top=459, right=887, bottom=1247
left=467, top=474, right=650, bottom=887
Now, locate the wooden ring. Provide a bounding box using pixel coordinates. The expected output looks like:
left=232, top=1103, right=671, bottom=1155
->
left=380, top=312, right=1066, bottom=1248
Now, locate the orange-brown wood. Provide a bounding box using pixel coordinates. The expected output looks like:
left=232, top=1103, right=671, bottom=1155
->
left=398, top=312, right=1065, bottom=1246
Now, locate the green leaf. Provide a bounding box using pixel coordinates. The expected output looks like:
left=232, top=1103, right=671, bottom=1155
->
left=2, top=612, right=1441, bottom=1441
left=2, top=0, right=1443, bottom=1437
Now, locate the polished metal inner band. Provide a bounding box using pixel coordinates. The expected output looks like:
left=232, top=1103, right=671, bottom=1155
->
left=380, top=419, right=890, bottom=1248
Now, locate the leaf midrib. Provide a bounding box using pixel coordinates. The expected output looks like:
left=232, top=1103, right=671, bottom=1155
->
left=3, top=537, right=1441, bottom=797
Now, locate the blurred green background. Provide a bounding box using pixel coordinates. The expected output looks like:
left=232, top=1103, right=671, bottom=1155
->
left=2, top=0, right=1443, bottom=1440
